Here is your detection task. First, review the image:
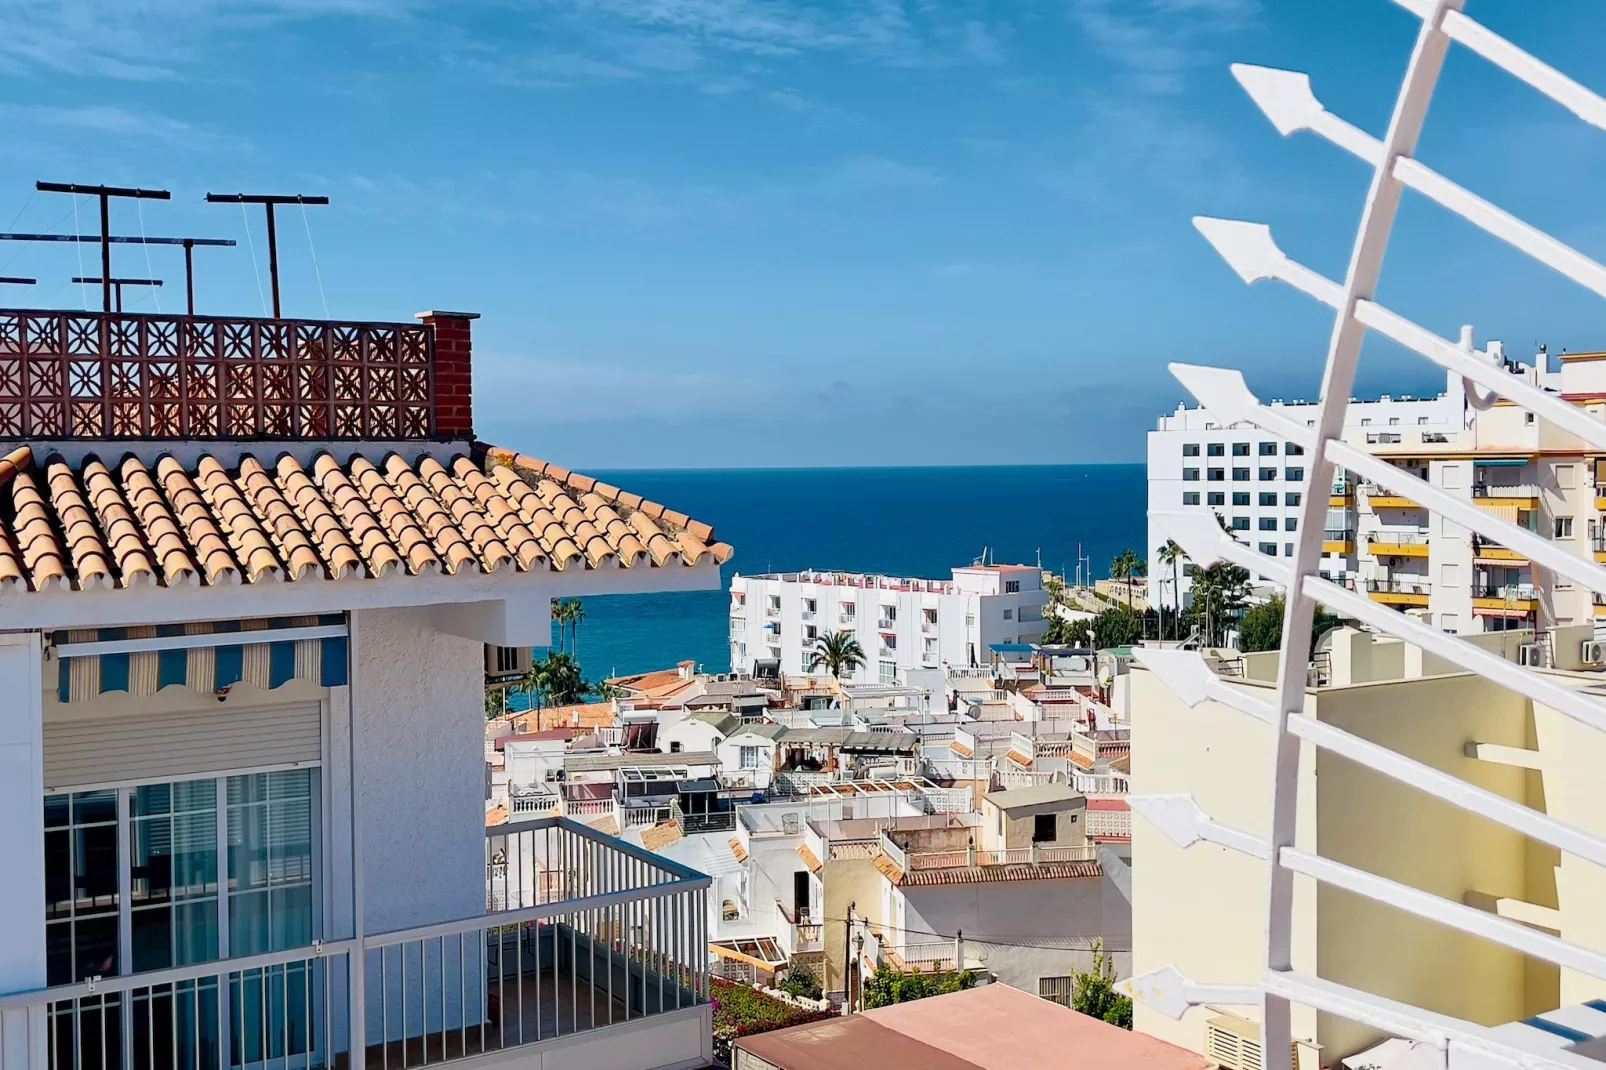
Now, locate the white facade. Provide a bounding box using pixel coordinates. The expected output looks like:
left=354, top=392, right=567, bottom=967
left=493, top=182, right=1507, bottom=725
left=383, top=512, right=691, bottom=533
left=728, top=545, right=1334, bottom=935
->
left=729, top=565, right=1048, bottom=683
left=1148, top=383, right=1463, bottom=609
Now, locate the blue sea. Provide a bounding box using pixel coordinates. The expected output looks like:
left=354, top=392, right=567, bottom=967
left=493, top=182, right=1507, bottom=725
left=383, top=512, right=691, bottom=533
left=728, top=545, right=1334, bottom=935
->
left=523, top=464, right=1146, bottom=694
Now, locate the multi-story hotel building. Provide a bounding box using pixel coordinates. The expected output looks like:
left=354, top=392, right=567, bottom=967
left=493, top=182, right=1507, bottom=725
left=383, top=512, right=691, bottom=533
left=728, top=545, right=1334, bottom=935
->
left=729, top=565, right=1048, bottom=682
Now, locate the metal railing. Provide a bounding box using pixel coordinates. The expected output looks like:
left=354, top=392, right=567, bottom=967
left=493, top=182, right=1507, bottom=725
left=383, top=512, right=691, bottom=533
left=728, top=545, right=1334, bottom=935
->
left=5, top=818, right=709, bottom=1070
left=0, top=308, right=437, bottom=440
left=1366, top=531, right=1429, bottom=546
left=1365, top=578, right=1430, bottom=595
left=1472, top=483, right=1540, bottom=499
left=1322, top=528, right=1356, bottom=542
left=669, top=800, right=736, bottom=835
left=876, top=831, right=1098, bottom=871
left=1472, top=584, right=1539, bottom=602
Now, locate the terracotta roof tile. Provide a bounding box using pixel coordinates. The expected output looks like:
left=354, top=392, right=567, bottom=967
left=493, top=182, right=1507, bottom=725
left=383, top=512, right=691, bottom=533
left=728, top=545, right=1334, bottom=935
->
left=640, top=821, right=684, bottom=853
left=873, top=850, right=1103, bottom=887
left=729, top=837, right=749, bottom=864
left=797, top=844, right=822, bottom=874
left=949, top=741, right=974, bottom=759
left=0, top=445, right=729, bottom=594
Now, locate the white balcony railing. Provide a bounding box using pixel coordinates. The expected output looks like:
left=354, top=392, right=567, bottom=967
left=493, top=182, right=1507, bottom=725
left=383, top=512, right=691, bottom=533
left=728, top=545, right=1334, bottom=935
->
left=4, top=818, right=711, bottom=1070
left=561, top=797, right=614, bottom=820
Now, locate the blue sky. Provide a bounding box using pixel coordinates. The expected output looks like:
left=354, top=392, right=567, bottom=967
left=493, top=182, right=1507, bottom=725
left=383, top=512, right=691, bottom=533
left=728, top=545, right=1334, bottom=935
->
left=2, top=1, right=1605, bottom=467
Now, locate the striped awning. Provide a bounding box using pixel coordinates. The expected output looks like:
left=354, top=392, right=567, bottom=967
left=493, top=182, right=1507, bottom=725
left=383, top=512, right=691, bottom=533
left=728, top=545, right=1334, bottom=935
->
left=54, top=615, right=348, bottom=703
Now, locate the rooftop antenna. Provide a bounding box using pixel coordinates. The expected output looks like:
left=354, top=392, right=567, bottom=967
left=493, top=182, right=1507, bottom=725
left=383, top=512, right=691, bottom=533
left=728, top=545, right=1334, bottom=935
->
left=204, top=193, right=328, bottom=317
left=0, top=233, right=235, bottom=315
left=35, top=182, right=171, bottom=313
left=70, top=277, right=162, bottom=313
left=0, top=277, right=36, bottom=287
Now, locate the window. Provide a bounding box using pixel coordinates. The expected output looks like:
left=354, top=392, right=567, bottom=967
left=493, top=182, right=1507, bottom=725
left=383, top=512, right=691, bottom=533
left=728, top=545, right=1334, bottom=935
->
left=1207, top=492, right=1225, bottom=506
left=1259, top=442, right=1277, bottom=456
left=739, top=746, right=762, bottom=769
left=881, top=605, right=896, bottom=622
left=1032, top=814, right=1057, bottom=843
left=1233, top=492, right=1250, bottom=506
left=1285, top=517, right=1298, bottom=531
left=1360, top=417, right=1371, bottom=426
left=1259, top=492, right=1277, bottom=506
left=1232, top=467, right=1250, bottom=481
left=1259, top=517, right=1277, bottom=531
left=1208, top=468, right=1225, bottom=482
left=1183, top=468, right=1200, bottom=481
left=1259, top=542, right=1277, bottom=556
left=1232, top=517, right=1250, bottom=531
left=1558, top=465, right=1577, bottom=490
left=1526, top=412, right=1536, bottom=425
left=804, top=624, right=818, bottom=640
left=1285, top=442, right=1304, bottom=455
left=801, top=653, right=813, bottom=672
left=1039, top=976, right=1074, bottom=1007
left=1003, top=608, right=1014, bottom=620
left=1284, top=543, right=1295, bottom=556
left=1555, top=517, right=1575, bottom=539
left=1183, top=443, right=1200, bottom=456
left=1260, top=467, right=1277, bottom=481
left=1286, top=467, right=1305, bottom=482
left=1440, top=613, right=1459, bottom=633
left=879, top=661, right=896, bottom=684
left=1183, top=491, right=1201, bottom=505
left=1207, top=443, right=1225, bottom=457
left=1232, top=442, right=1250, bottom=457
left=1388, top=416, right=1400, bottom=427
left=1005, top=579, right=1021, bottom=593
left=1285, top=492, right=1302, bottom=506
left=1417, top=416, right=1429, bottom=425
left=669, top=741, right=683, bottom=753
left=803, top=598, right=816, bottom=613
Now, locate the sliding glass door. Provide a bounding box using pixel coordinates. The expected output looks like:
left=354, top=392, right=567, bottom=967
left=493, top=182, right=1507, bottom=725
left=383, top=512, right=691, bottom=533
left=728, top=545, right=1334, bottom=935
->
left=44, top=768, right=319, bottom=1070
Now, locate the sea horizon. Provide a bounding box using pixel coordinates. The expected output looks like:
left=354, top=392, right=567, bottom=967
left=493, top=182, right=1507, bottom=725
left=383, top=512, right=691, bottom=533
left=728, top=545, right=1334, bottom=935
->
left=507, top=463, right=1149, bottom=702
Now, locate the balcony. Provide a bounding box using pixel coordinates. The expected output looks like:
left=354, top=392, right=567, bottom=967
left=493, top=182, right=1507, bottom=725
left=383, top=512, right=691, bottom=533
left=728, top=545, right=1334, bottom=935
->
left=838, top=611, right=856, bottom=625
left=1322, top=528, right=1356, bottom=554
left=1472, top=483, right=1540, bottom=508
left=876, top=619, right=895, bottom=631
left=777, top=902, right=824, bottom=956
left=13, top=818, right=711, bottom=1070
left=1365, top=578, right=1430, bottom=607
left=876, top=831, right=1098, bottom=872
left=1473, top=584, right=1540, bottom=613
left=671, top=799, right=737, bottom=835
left=1365, top=531, right=1430, bottom=558
left=801, top=608, right=816, bottom=621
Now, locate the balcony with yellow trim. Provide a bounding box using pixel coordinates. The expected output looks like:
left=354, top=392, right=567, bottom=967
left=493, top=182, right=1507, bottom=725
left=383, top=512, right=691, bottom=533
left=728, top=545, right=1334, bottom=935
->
left=1322, top=528, right=1355, bottom=555
left=1364, top=532, right=1430, bottom=558
left=1366, top=490, right=1420, bottom=509
left=1366, top=578, right=1430, bottom=607
left=1472, top=584, right=1539, bottom=614
left=1471, top=483, right=1540, bottom=510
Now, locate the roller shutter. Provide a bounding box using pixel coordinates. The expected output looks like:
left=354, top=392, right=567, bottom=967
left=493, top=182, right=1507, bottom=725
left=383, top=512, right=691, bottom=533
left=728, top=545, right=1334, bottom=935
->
left=44, top=703, right=320, bottom=790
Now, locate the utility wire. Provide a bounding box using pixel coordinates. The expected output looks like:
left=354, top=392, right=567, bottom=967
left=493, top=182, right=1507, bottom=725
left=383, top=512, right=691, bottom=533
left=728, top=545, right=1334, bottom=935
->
left=135, top=198, right=160, bottom=313
left=71, top=195, right=87, bottom=312
left=814, top=915, right=1128, bottom=954
left=300, top=198, right=329, bottom=319
left=240, top=202, right=267, bottom=315
left=0, top=203, right=79, bottom=275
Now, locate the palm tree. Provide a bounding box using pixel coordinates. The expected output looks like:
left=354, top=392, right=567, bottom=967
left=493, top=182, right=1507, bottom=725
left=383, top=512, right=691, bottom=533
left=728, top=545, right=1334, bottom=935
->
left=550, top=598, right=570, bottom=653
left=1157, top=539, right=1188, bottom=641
left=1111, top=549, right=1143, bottom=610
left=808, top=631, right=867, bottom=680
left=567, top=599, right=586, bottom=657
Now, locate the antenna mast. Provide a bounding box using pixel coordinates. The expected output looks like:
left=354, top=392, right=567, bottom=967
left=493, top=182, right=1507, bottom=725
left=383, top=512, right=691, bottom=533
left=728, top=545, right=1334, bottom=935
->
left=204, top=193, right=328, bottom=317
left=35, top=182, right=171, bottom=313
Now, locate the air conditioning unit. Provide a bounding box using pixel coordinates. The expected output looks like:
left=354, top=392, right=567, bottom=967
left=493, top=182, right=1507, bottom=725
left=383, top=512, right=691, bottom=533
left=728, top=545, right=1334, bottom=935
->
left=484, top=644, right=531, bottom=681
left=1517, top=643, right=1543, bottom=668
left=1582, top=641, right=1605, bottom=665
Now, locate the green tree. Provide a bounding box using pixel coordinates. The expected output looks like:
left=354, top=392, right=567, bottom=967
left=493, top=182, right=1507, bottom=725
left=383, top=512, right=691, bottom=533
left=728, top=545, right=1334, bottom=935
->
left=1157, top=539, right=1188, bottom=641
left=1110, top=549, right=1144, bottom=610
left=550, top=598, right=570, bottom=653
left=860, top=964, right=976, bottom=1009
left=1091, top=607, right=1145, bottom=649
left=1064, top=618, right=1094, bottom=647
left=484, top=686, right=506, bottom=720
left=523, top=651, right=589, bottom=709
left=592, top=679, right=622, bottom=702
left=1186, top=562, right=1251, bottom=647
left=566, top=598, right=586, bottom=655
left=1236, top=594, right=1342, bottom=654
left=778, top=963, right=823, bottom=1002
left=808, top=631, right=868, bottom=679
left=1070, top=943, right=1132, bottom=1029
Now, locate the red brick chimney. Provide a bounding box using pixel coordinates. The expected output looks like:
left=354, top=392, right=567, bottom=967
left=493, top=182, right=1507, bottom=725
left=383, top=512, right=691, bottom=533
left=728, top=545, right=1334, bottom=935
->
left=416, top=310, right=480, bottom=439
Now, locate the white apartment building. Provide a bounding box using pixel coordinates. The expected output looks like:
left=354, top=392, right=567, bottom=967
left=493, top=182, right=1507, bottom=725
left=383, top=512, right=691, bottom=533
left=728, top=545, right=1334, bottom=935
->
left=1147, top=373, right=1463, bottom=610
left=0, top=305, right=728, bottom=1070
left=728, top=565, right=1048, bottom=683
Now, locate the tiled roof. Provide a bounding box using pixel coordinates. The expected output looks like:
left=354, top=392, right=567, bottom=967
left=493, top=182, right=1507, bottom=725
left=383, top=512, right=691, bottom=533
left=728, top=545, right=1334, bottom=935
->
left=796, top=843, right=822, bottom=874
left=485, top=806, right=508, bottom=827
left=1109, top=754, right=1131, bottom=775
left=1007, top=750, right=1033, bottom=768
left=873, top=851, right=1102, bottom=887
left=511, top=702, right=616, bottom=733
left=729, top=836, right=748, bottom=864
left=0, top=444, right=731, bottom=593
left=949, top=741, right=973, bottom=759
left=1067, top=751, right=1096, bottom=770
left=640, top=821, right=684, bottom=852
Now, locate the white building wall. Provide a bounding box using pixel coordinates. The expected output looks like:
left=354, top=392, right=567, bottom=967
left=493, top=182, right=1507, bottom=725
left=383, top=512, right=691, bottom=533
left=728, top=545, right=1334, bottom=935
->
left=0, top=632, right=44, bottom=1070
left=351, top=607, right=485, bottom=934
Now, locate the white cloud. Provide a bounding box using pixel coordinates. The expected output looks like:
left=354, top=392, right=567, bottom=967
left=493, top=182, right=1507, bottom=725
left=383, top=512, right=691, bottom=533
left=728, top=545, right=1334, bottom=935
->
left=1067, top=0, right=1259, bottom=96
left=0, top=103, right=242, bottom=149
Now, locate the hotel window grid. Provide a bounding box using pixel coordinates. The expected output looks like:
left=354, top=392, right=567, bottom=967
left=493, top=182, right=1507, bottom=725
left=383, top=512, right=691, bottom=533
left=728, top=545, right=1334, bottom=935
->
left=1183, top=492, right=1200, bottom=505
left=1285, top=442, right=1304, bottom=455
left=1260, top=467, right=1277, bottom=481
left=1208, top=468, right=1225, bottom=482
left=1259, top=517, right=1277, bottom=531
left=1232, top=442, right=1250, bottom=457
left=1208, top=492, right=1225, bottom=506
left=1234, top=492, right=1250, bottom=506
left=1183, top=443, right=1200, bottom=456
left=1260, top=492, right=1277, bottom=506
left=1284, top=543, right=1295, bottom=556
left=1259, top=442, right=1277, bottom=456
left=1232, top=517, right=1250, bottom=531
left=1259, top=542, right=1277, bottom=556
left=1183, top=468, right=1200, bottom=481
left=1285, top=492, right=1302, bottom=506
left=1286, top=467, right=1304, bottom=482
left=1285, top=517, right=1298, bottom=531
left=1207, top=443, right=1224, bottom=457
left=1233, top=467, right=1250, bottom=481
